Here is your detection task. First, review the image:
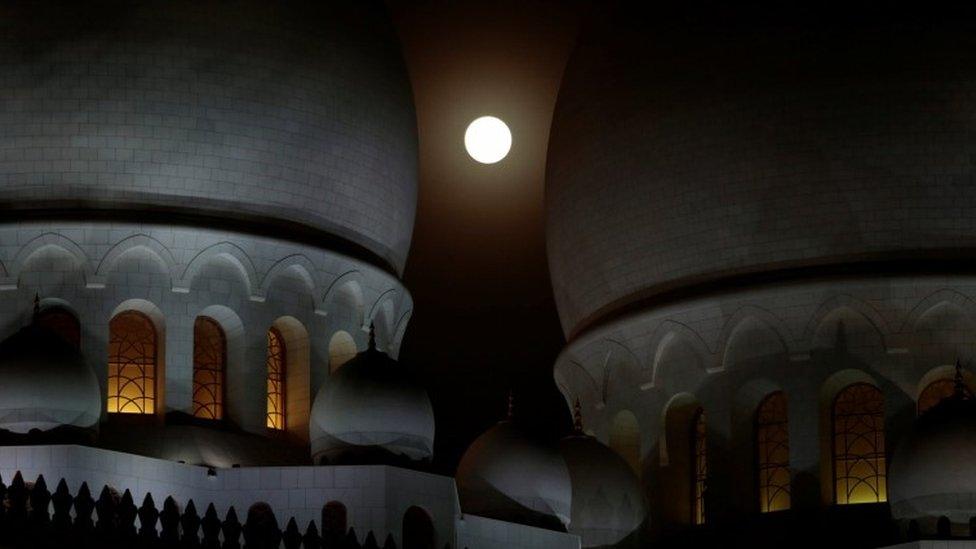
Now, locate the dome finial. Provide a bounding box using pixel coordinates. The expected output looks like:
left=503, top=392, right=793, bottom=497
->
left=368, top=323, right=376, bottom=351
left=32, top=293, right=40, bottom=321
left=573, top=398, right=583, bottom=435
left=506, top=389, right=514, bottom=420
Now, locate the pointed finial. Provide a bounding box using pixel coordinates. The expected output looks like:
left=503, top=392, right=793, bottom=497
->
left=573, top=398, right=584, bottom=434
left=506, top=389, right=514, bottom=420
left=32, top=293, right=40, bottom=321
left=368, top=323, right=376, bottom=351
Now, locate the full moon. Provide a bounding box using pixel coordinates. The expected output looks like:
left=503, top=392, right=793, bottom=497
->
left=464, top=116, right=512, bottom=164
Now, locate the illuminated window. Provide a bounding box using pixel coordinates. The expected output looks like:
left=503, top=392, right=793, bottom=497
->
left=192, top=316, right=226, bottom=420
left=37, top=306, right=81, bottom=350
left=266, top=328, right=286, bottom=430
left=756, top=391, right=791, bottom=512
left=917, top=379, right=956, bottom=415
left=692, top=408, right=707, bottom=525
left=108, top=311, right=157, bottom=414
left=833, top=383, right=886, bottom=504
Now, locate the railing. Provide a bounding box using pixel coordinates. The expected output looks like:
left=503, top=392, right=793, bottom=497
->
left=0, top=471, right=430, bottom=549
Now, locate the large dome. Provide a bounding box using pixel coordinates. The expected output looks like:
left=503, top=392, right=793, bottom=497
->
left=309, top=338, right=434, bottom=464
left=890, top=389, right=976, bottom=531
left=560, top=434, right=646, bottom=547
left=0, top=1, right=417, bottom=272
left=0, top=323, right=100, bottom=434
left=456, top=420, right=572, bottom=531
left=546, top=5, right=976, bottom=336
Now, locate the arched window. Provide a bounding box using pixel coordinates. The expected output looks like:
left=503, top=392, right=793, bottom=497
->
left=36, top=306, right=81, bottom=350
left=833, top=383, right=886, bottom=505
left=610, top=410, right=641, bottom=476
left=322, top=501, right=347, bottom=538
left=402, top=506, right=435, bottom=549
left=756, top=391, right=790, bottom=512
left=692, top=408, right=707, bottom=525
left=192, top=316, right=226, bottom=420
left=918, top=378, right=956, bottom=415
left=329, top=331, right=357, bottom=373
left=266, top=327, right=286, bottom=430
left=108, top=311, right=157, bottom=414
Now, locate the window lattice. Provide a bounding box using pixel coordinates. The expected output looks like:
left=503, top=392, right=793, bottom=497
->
left=917, top=378, right=956, bottom=415
left=266, top=328, right=286, bottom=430
left=692, top=408, right=707, bottom=525
left=833, top=383, right=886, bottom=505
left=108, top=311, right=156, bottom=414
left=756, top=391, right=791, bottom=512
left=192, top=316, right=226, bottom=420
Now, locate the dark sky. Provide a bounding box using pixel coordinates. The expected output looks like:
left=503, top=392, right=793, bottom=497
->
left=387, top=0, right=587, bottom=473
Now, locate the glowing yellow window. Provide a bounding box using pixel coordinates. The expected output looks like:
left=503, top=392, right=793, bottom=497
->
left=266, top=328, right=286, bottom=430
left=192, top=316, right=226, bottom=420
left=833, top=383, right=886, bottom=505
left=917, top=378, right=955, bottom=415
left=756, top=391, right=790, bottom=512
left=107, top=311, right=157, bottom=414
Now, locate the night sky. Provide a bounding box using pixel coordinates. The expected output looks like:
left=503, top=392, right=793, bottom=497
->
left=387, top=0, right=587, bottom=473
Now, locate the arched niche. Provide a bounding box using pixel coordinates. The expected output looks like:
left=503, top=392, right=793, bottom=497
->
left=329, top=330, right=358, bottom=373
left=108, top=299, right=167, bottom=418
left=269, top=316, right=310, bottom=442
left=401, top=506, right=435, bottom=549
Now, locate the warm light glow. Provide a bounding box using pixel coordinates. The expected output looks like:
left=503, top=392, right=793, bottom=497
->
left=192, top=316, right=226, bottom=420
left=464, top=116, right=511, bottom=164
left=266, top=328, right=286, bottom=430
left=108, top=311, right=156, bottom=414
left=757, top=391, right=791, bottom=512
left=833, top=383, right=887, bottom=504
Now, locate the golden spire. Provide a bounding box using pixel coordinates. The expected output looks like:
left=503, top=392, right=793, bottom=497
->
left=32, top=293, right=40, bottom=321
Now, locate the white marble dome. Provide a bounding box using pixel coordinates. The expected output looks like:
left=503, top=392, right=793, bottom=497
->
left=456, top=420, right=572, bottom=530
left=560, top=434, right=646, bottom=547
left=0, top=323, right=100, bottom=433
left=309, top=338, right=434, bottom=464
left=546, top=5, right=976, bottom=336
left=890, top=393, right=976, bottom=528
left=0, top=1, right=417, bottom=272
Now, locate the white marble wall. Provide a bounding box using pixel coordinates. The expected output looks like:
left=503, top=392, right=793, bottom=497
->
left=0, top=445, right=580, bottom=549
left=0, top=221, right=412, bottom=438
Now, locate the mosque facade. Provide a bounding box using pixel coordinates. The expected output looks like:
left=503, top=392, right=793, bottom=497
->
left=546, top=3, right=976, bottom=548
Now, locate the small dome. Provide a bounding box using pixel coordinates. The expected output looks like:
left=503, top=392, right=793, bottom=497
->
left=890, top=386, right=976, bottom=529
left=561, top=434, right=646, bottom=547
left=0, top=324, right=100, bottom=433
left=456, top=420, right=572, bottom=531
left=309, top=338, right=434, bottom=464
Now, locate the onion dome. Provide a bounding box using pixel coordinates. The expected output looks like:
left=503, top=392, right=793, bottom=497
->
left=309, top=329, right=434, bottom=464
left=560, top=401, right=646, bottom=547
left=455, top=394, right=573, bottom=531
left=0, top=303, right=100, bottom=434
left=890, top=363, right=976, bottom=533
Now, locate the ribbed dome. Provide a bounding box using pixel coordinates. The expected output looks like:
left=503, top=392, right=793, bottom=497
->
left=0, top=324, right=100, bottom=433
left=0, top=0, right=417, bottom=272
left=890, top=388, right=976, bottom=528
left=309, top=339, right=434, bottom=464
left=456, top=420, right=572, bottom=531
left=546, top=5, right=976, bottom=336
left=560, top=434, right=646, bottom=547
